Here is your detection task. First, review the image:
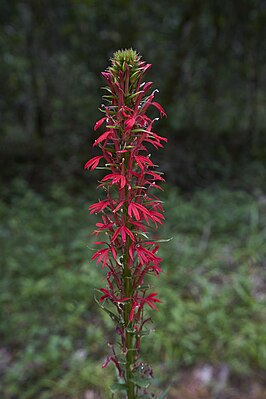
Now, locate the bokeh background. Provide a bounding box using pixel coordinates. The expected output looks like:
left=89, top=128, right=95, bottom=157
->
left=1, top=1, right=266, bottom=398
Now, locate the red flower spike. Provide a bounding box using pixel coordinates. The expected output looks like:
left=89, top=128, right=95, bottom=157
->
left=85, top=49, right=167, bottom=395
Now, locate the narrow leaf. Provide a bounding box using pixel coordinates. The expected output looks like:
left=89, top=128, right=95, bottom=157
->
left=110, top=383, right=127, bottom=394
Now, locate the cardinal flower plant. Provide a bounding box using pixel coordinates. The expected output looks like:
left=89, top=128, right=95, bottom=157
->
left=85, top=49, right=167, bottom=398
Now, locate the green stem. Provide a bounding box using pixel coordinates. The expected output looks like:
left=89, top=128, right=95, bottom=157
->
left=123, top=245, right=135, bottom=399
left=123, top=153, right=136, bottom=399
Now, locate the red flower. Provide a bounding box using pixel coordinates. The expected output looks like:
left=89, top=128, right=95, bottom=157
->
left=89, top=199, right=110, bottom=214
left=92, top=248, right=110, bottom=268
left=99, top=288, right=130, bottom=303
left=101, top=173, right=127, bottom=189
left=129, top=293, right=161, bottom=321
left=111, top=226, right=135, bottom=243
left=84, top=156, right=103, bottom=170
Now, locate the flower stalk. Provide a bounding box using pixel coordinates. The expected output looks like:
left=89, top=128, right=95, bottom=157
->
left=85, top=49, right=167, bottom=398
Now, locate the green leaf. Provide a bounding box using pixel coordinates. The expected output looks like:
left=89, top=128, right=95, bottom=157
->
left=136, top=329, right=151, bottom=337
left=94, top=296, right=121, bottom=324
left=106, top=125, right=120, bottom=130
left=100, top=86, right=112, bottom=92
left=110, top=383, right=127, bottom=394
left=150, top=237, right=173, bottom=243
left=158, top=386, right=171, bottom=399
left=129, top=377, right=150, bottom=389
left=130, top=70, right=141, bottom=81
left=103, top=147, right=116, bottom=152
left=137, top=284, right=151, bottom=290
left=126, top=327, right=151, bottom=337
left=127, top=90, right=145, bottom=99
left=131, top=128, right=147, bottom=133
left=137, top=232, right=150, bottom=239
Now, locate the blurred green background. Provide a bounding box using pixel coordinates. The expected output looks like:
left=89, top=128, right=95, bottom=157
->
left=1, top=1, right=266, bottom=398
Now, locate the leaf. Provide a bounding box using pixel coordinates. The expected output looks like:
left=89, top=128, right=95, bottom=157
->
left=129, top=377, right=150, bottom=389
left=131, top=128, right=147, bottom=133
left=147, top=237, right=173, bottom=243
left=94, top=296, right=121, bottom=324
left=136, top=329, right=151, bottom=337
left=110, top=383, right=127, bottom=394
left=130, top=70, right=141, bottom=82
left=137, top=232, right=150, bottom=240
left=106, top=125, right=120, bottom=130
left=103, top=146, right=115, bottom=152
left=137, top=284, right=151, bottom=290
left=127, top=90, right=145, bottom=99
left=126, top=328, right=151, bottom=337
left=158, top=386, right=171, bottom=399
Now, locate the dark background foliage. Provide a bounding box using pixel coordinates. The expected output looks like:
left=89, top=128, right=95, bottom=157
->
left=1, top=0, right=266, bottom=192
left=1, top=1, right=266, bottom=398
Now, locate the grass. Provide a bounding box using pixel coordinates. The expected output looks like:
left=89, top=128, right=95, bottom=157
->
left=0, top=180, right=266, bottom=398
